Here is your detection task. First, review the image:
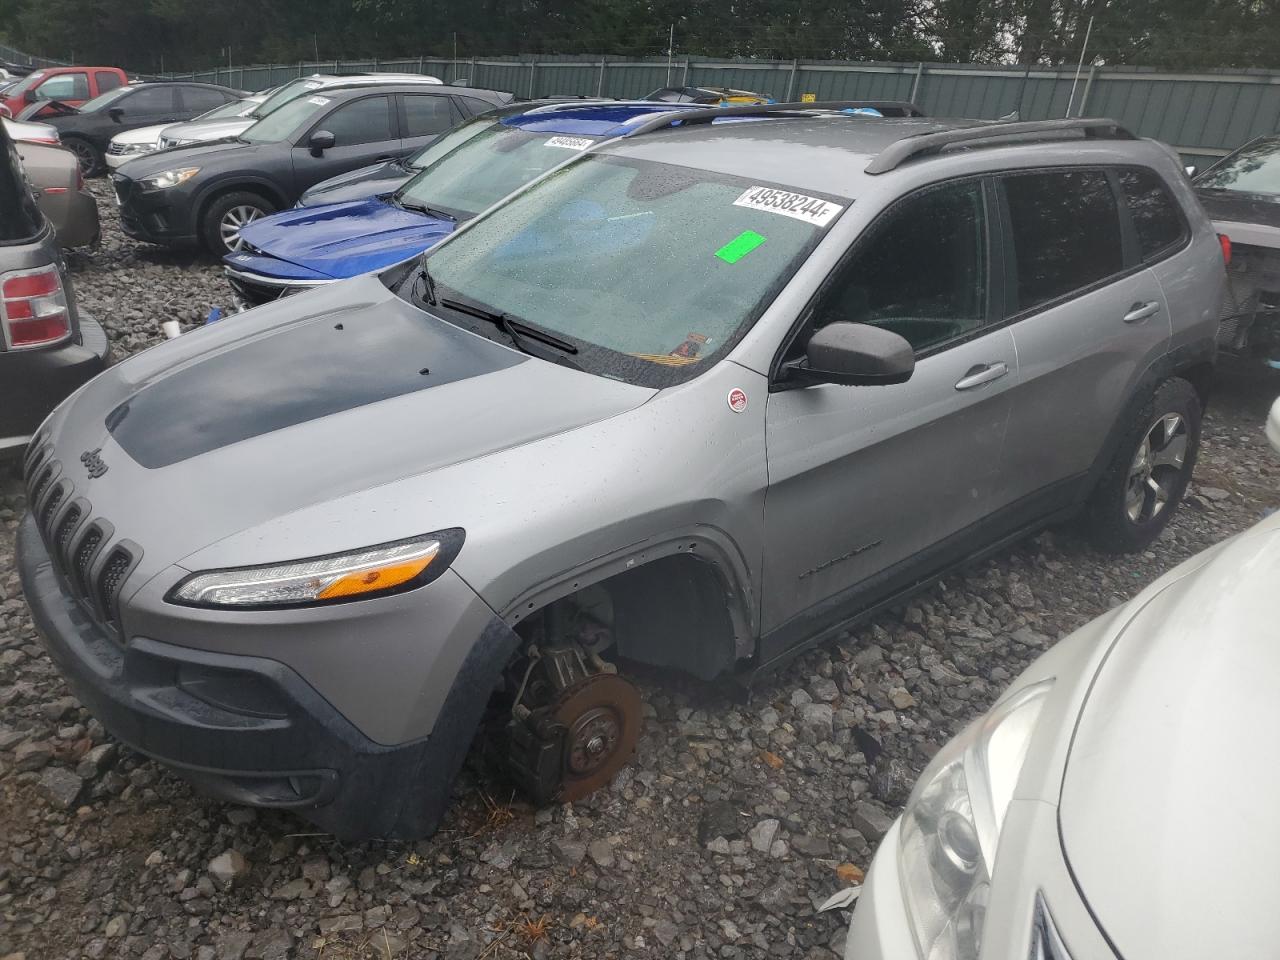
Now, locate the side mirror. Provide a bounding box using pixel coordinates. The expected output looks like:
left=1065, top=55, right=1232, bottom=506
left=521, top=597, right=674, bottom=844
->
left=308, top=129, right=336, bottom=156
left=1185, top=164, right=1198, bottom=178
left=785, top=322, right=915, bottom=387
left=108, top=106, right=124, bottom=122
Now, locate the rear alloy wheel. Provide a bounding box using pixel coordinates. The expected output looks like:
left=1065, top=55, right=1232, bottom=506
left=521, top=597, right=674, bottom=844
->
left=64, top=137, right=101, bottom=177
left=1087, top=377, right=1201, bottom=553
left=201, top=191, right=277, bottom=254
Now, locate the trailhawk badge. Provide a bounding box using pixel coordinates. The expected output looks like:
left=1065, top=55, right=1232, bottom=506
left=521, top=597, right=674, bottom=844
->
left=727, top=388, right=748, bottom=413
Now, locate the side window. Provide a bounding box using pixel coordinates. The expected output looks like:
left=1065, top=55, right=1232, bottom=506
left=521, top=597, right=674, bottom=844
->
left=319, top=95, right=394, bottom=146
left=1118, top=168, right=1186, bottom=261
left=125, top=86, right=178, bottom=114
left=95, top=71, right=122, bottom=93
left=1003, top=170, right=1123, bottom=313
left=458, top=96, right=499, bottom=117
left=37, top=72, right=89, bottom=101
left=811, top=179, right=988, bottom=354
left=403, top=95, right=454, bottom=137
left=182, top=86, right=232, bottom=114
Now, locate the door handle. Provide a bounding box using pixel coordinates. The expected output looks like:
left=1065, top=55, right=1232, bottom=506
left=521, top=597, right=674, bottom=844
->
left=1123, top=300, right=1161, bottom=323
left=954, top=361, right=1009, bottom=391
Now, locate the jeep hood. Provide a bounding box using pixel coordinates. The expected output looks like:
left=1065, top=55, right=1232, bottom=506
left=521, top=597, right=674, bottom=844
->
left=40, top=275, right=652, bottom=583
left=299, top=158, right=414, bottom=207
left=236, top=197, right=454, bottom=278
left=1059, top=513, right=1280, bottom=960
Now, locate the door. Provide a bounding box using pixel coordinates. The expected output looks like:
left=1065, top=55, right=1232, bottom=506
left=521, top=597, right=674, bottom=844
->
left=292, top=93, right=399, bottom=190
left=762, top=177, right=1017, bottom=637
left=29, top=72, right=89, bottom=115
left=994, top=168, right=1172, bottom=512
left=399, top=93, right=459, bottom=155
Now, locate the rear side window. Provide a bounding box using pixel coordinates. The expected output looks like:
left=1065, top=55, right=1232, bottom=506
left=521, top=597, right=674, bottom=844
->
left=403, top=95, right=453, bottom=137
left=181, top=86, right=232, bottom=114
left=1119, top=168, right=1185, bottom=260
left=322, top=95, right=394, bottom=146
left=812, top=179, right=988, bottom=354
left=1003, top=170, right=1123, bottom=313
left=0, top=134, right=44, bottom=243
left=96, top=71, right=122, bottom=93
left=126, top=85, right=178, bottom=113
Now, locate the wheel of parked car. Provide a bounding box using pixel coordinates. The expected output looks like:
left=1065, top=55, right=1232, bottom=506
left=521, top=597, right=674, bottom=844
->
left=1087, top=377, right=1202, bottom=553
left=62, top=136, right=101, bottom=177
left=202, top=191, right=278, bottom=254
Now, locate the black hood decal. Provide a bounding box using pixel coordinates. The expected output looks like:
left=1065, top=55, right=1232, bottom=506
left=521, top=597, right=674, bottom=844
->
left=108, top=303, right=525, bottom=468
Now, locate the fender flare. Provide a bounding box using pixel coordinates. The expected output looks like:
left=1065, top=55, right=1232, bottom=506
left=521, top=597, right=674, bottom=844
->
left=499, top=526, right=758, bottom=668
left=1083, top=335, right=1217, bottom=500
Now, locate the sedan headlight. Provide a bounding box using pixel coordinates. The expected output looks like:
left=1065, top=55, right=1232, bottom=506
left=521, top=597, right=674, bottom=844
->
left=121, top=142, right=158, bottom=155
left=168, top=532, right=462, bottom=608
left=139, top=166, right=201, bottom=190
left=898, top=680, right=1053, bottom=960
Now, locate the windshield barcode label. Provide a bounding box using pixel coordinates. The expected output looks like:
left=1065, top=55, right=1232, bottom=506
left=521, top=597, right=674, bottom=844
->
left=733, top=186, right=844, bottom=226
left=545, top=136, right=594, bottom=151
left=307, top=96, right=331, bottom=106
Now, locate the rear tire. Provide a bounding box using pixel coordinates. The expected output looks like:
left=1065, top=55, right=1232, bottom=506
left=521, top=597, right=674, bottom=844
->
left=64, top=137, right=101, bottom=177
left=1086, top=377, right=1201, bottom=553
left=200, top=190, right=276, bottom=255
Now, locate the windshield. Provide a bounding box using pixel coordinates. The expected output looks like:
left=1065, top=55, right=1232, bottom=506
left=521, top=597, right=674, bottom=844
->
left=1198, top=138, right=1280, bottom=195
left=252, top=77, right=327, bottom=119
left=79, top=86, right=132, bottom=113
left=398, top=123, right=600, bottom=218
left=4, top=71, right=44, bottom=98
left=194, top=98, right=256, bottom=122
left=241, top=94, right=330, bottom=143
left=419, top=155, right=841, bottom=387
left=406, top=115, right=498, bottom=169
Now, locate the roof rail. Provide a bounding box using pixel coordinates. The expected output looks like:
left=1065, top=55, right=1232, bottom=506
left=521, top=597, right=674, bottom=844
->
left=622, top=100, right=916, bottom=138
left=864, top=117, right=1137, bottom=175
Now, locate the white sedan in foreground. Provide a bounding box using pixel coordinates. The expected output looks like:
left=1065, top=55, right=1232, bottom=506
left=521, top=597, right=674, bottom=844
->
left=848, top=398, right=1280, bottom=960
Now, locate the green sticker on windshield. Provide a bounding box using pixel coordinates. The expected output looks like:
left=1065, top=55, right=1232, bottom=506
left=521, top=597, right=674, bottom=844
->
left=715, top=230, right=766, bottom=264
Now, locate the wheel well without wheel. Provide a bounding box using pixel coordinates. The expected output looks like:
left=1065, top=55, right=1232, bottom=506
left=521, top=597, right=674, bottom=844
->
left=1176, top=360, right=1214, bottom=409
left=512, top=553, right=743, bottom=682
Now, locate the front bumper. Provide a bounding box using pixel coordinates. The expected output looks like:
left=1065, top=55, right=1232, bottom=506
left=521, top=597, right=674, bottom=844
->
left=111, top=174, right=197, bottom=246
left=0, top=314, right=109, bottom=455
left=17, top=514, right=521, bottom=839
left=224, top=265, right=330, bottom=308
left=105, top=149, right=158, bottom=171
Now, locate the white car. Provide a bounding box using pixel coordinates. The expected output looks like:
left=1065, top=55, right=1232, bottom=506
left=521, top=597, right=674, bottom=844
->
left=848, top=397, right=1280, bottom=960
left=105, top=95, right=265, bottom=169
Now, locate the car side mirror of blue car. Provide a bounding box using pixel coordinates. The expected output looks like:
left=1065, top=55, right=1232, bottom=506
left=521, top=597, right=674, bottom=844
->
left=786, top=322, right=915, bottom=387
left=309, top=130, right=336, bottom=156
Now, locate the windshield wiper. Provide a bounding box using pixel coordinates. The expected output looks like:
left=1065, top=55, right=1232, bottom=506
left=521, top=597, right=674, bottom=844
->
left=395, top=196, right=457, bottom=221
left=437, top=294, right=581, bottom=366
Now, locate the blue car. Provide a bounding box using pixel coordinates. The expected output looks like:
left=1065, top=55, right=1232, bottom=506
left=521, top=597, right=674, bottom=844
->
left=223, top=101, right=694, bottom=307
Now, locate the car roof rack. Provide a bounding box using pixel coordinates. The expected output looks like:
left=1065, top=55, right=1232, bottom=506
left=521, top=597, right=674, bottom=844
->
left=622, top=100, right=922, bottom=137
left=863, top=117, right=1137, bottom=175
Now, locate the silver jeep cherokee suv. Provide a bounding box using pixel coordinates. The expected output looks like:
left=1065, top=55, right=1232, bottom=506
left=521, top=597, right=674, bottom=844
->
left=18, top=105, right=1225, bottom=839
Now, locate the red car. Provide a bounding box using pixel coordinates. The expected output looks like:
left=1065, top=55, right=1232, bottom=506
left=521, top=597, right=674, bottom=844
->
left=0, top=66, right=128, bottom=119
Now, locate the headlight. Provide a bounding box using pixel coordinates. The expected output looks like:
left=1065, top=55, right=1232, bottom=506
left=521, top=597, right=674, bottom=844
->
left=898, top=680, right=1052, bottom=960
left=139, top=166, right=200, bottom=190
left=122, top=142, right=157, bottom=155
left=168, top=532, right=462, bottom=608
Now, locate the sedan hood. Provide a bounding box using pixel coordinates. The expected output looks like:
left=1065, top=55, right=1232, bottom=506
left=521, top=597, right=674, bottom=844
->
left=39, top=275, right=650, bottom=585
left=160, top=117, right=253, bottom=144
left=1060, top=513, right=1280, bottom=960
left=1197, top=188, right=1280, bottom=233
left=112, top=123, right=166, bottom=147
left=235, top=197, right=454, bottom=278
left=298, top=158, right=414, bottom=206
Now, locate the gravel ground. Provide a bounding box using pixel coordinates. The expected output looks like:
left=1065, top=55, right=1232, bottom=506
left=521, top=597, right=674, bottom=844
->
left=1, top=180, right=1278, bottom=960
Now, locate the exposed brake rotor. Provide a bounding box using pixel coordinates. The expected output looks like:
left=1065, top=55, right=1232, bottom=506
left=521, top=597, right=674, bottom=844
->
left=550, top=673, right=643, bottom=802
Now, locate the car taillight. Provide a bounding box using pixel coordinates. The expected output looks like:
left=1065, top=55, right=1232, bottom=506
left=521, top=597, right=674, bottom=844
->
left=1, top=265, right=71, bottom=349
left=1219, top=233, right=1232, bottom=266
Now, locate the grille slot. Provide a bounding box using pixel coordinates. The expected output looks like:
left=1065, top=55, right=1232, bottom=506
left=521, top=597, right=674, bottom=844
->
left=53, top=504, right=84, bottom=570
left=73, top=527, right=105, bottom=596
left=29, top=461, right=56, bottom=506
left=39, top=483, right=68, bottom=537
left=97, top=547, right=134, bottom=628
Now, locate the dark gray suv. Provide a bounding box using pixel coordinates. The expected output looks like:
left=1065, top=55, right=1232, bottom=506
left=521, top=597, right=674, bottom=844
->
left=19, top=107, right=1224, bottom=839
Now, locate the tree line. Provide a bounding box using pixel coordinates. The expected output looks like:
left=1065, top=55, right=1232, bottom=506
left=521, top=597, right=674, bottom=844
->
left=4, top=0, right=1280, bottom=74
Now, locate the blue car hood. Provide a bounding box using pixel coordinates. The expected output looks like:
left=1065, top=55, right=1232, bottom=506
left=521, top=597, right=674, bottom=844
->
left=234, top=197, right=455, bottom=279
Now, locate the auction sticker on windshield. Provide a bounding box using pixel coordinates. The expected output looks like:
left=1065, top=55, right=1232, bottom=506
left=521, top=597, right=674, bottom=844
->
left=733, top=186, right=844, bottom=226
left=545, top=136, right=594, bottom=151
left=307, top=96, right=331, bottom=106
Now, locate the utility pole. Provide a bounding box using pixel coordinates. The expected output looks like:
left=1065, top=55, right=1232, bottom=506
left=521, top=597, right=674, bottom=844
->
left=314, top=33, right=320, bottom=61
left=666, top=24, right=674, bottom=86
left=1065, top=15, right=1095, bottom=118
